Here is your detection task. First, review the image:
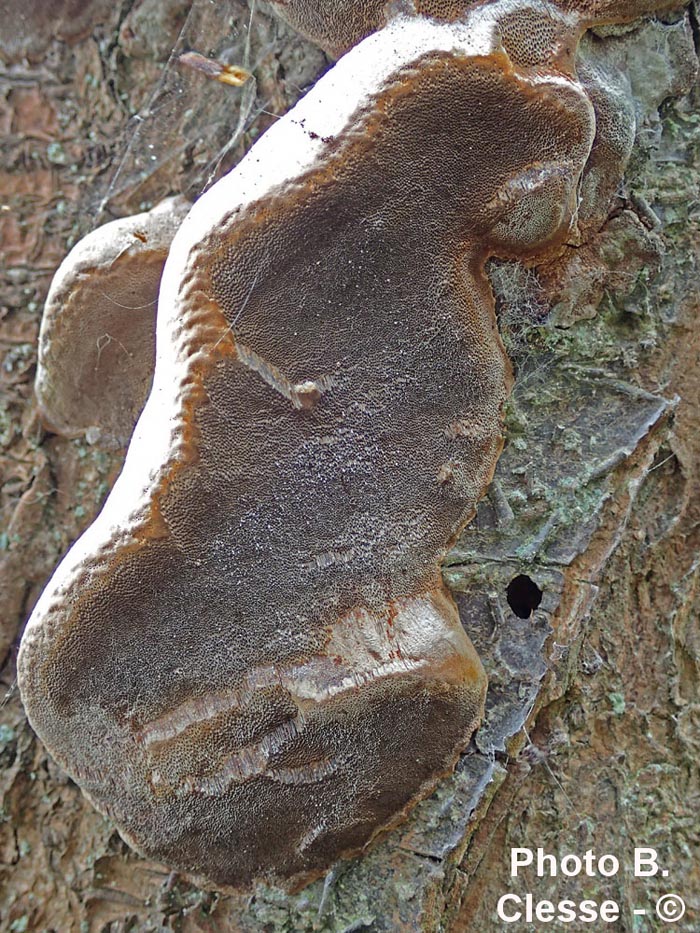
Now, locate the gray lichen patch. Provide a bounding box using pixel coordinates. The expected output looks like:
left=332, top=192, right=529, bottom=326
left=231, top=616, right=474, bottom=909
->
left=446, top=363, right=672, bottom=569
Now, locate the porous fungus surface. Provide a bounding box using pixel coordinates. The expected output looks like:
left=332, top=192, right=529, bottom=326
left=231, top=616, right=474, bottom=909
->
left=35, top=196, right=191, bottom=447
left=269, top=0, right=469, bottom=57
left=20, top=5, right=596, bottom=889
left=269, top=0, right=684, bottom=58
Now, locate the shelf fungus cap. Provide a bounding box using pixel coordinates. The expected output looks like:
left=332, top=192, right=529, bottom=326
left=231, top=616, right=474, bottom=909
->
left=35, top=196, right=191, bottom=447
left=269, top=0, right=474, bottom=57
left=269, top=0, right=685, bottom=59
left=20, top=6, right=597, bottom=890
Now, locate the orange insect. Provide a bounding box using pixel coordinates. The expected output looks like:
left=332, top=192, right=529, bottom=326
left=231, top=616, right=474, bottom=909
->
left=178, top=51, right=251, bottom=87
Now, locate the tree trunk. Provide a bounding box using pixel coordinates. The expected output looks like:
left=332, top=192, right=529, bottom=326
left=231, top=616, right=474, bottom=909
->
left=1, top=2, right=698, bottom=930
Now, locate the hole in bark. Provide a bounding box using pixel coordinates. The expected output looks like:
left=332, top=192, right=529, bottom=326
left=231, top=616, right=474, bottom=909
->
left=506, top=574, right=542, bottom=619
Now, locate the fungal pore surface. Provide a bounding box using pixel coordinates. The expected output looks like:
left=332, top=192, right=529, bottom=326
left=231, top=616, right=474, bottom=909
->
left=268, top=0, right=683, bottom=57
left=21, top=1, right=603, bottom=889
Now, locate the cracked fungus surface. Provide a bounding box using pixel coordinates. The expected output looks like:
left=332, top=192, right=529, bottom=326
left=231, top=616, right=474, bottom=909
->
left=19, top=10, right=595, bottom=889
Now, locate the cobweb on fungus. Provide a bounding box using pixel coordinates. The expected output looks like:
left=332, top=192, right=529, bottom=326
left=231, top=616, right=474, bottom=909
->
left=91, top=0, right=327, bottom=223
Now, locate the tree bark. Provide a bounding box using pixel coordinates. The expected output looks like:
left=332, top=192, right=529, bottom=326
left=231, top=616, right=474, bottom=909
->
left=1, top=2, right=698, bottom=931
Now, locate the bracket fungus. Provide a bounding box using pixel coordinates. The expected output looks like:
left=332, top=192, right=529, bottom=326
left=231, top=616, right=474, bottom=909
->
left=268, top=0, right=685, bottom=58
left=35, top=196, right=190, bottom=446
left=20, top=0, right=650, bottom=891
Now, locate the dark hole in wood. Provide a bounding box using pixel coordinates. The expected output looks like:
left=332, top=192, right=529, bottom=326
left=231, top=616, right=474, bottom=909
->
left=506, top=574, right=542, bottom=619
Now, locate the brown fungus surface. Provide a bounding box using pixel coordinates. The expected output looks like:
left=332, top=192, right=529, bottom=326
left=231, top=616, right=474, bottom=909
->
left=35, top=196, right=191, bottom=447
left=269, top=0, right=473, bottom=57
left=269, top=0, right=685, bottom=58
left=19, top=8, right=596, bottom=890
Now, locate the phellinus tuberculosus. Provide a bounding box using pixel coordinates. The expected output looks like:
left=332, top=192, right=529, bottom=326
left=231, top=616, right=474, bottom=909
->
left=20, top=2, right=603, bottom=889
